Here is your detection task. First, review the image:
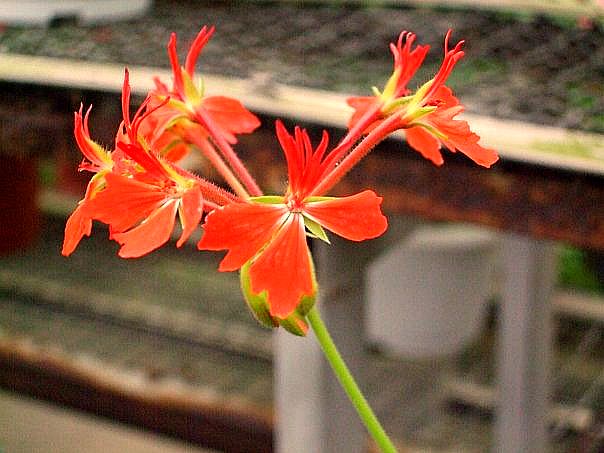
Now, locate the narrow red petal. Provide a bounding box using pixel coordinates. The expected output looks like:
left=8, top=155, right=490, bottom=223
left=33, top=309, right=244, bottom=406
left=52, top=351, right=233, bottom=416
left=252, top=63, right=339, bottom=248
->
left=117, top=142, right=171, bottom=180
left=275, top=120, right=301, bottom=193
left=393, top=34, right=430, bottom=96
left=167, top=33, right=185, bottom=98
left=176, top=185, right=204, bottom=247
left=405, top=126, right=444, bottom=166
left=62, top=202, right=92, bottom=256
left=303, top=190, right=388, bottom=241
left=112, top=200, right=179, bottom=258
left=184, top=25, right=215, bottom=76
left=248, top=214, right=314, bottom=318
left=73, top=105, right=109, bottom=170
left=121, top=68, right=132, bottom=129
left=198, top=202, right=288, bottom=271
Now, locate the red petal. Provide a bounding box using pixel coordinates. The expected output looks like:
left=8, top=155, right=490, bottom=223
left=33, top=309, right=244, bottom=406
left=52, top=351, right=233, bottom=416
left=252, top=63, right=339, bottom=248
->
left=90, top=173, right=166, bottom=232
left=184, top=26, right=215, bottom=76
left=168, top=33, right=185, bottom=98
left=117, top=142, right=171, bottom=180
left=429, top=111, right=499, bottom=167
left=158, top=135, right=190, bottom=162
left=74, top=105, right=109, bottom=170
left=346, top=96, right=377, bottom=129
left=138, top=106, right=188, bottom=160
left=448, top=136, right=499, bottom=168
left=303, top=190, right=388, bottom=241
left=112, top=200, right=179, bottom=258
left=405, top=126, right=444, bottom=166
left=202, top=96, right=261, bottom=143
left=176, top=185, right=203, bottom=247
left=198, top=202, right=288, bottom=271
left=391, top=33, right=430, bottom=94
left=248, top=214, right=314, bottom=318
left=62, top=202, right=92, bottom=256
left=432, top=85, right=459, bottom=108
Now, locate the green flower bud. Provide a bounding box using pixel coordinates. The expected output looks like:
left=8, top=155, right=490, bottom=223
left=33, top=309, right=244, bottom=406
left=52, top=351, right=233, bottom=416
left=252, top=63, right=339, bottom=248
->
left=239, top=259, right=318, bottom=336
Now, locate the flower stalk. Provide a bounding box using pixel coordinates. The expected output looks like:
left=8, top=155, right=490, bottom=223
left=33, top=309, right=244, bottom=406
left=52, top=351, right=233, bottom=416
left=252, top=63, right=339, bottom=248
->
left=312, top=113, right=401, bottom=197
left=195, top=107, right=263, bottom=197
left=307, top=306, right=398, bottom=453
left=185, top=130, right=250, bottom=199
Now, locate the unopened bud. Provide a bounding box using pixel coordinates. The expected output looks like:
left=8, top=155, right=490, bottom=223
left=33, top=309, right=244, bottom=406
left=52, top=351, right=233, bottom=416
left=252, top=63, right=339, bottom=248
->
left=240, top=261, right=317, bottom=336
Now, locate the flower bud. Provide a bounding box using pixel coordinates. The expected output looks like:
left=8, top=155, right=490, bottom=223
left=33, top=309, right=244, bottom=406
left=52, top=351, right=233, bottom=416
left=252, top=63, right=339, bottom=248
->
left=240, top=260, right=317, bottom=336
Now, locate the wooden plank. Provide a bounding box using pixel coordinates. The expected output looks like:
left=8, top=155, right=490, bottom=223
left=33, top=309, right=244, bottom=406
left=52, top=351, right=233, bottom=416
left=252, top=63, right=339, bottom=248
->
left=1, top=54, right=602, bottom=248
left=1, top=53, right=603, bottom=175
left=443, top=377, right=594, bottom=433
left=553, top=290, right=604, bottom=323
left=0, top=338, right=274, bottom=453
left=0, top=389, right=214, bottom=453
left=258, top=0, right=604, bottom=18
left=0, top=268, right=273, bottom=360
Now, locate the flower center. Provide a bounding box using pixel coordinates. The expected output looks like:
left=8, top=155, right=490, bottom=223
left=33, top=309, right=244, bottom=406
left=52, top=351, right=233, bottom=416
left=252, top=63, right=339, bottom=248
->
left=286, top=196, right=304, bottom=213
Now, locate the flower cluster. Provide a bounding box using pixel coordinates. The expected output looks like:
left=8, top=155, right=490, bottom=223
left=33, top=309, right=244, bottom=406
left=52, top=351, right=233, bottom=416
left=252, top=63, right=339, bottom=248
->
left=63, top=27, right=497, bottom=334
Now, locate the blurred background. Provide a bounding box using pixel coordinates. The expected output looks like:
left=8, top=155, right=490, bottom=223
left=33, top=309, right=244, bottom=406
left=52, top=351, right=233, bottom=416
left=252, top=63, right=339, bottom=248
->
left=0, top=1, right=603, bottom=452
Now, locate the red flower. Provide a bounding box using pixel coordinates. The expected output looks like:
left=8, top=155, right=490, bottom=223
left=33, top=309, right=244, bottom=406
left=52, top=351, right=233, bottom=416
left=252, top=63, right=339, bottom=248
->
left=148, top=26, right=260, bottom=160
left=346, top=31, right=429, bottom=135
left=198, top=121, right=388, bottom=320
left=88, top=171, right=204, bottom=258
left=346, top=30, right=498, bottom=168
left=61, top=105, right=114, bottom=256
left=63, top=70, right=235, bottom=258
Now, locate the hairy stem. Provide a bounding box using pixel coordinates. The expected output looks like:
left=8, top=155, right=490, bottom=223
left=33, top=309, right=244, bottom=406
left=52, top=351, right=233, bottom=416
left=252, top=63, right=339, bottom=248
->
left=312, top=114, right=400, bottom=196
left=187, top=133, right=249, bottom=199
left=195, top=108, right=262, bottom=197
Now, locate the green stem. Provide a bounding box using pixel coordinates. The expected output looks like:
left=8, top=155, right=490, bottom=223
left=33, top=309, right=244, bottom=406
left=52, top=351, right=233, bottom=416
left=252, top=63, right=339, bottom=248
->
left=306, top=306, right=398, bottom=453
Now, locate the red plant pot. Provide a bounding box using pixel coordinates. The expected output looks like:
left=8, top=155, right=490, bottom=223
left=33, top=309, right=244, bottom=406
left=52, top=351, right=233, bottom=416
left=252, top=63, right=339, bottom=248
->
left=0, top=154, right=40, bottom=255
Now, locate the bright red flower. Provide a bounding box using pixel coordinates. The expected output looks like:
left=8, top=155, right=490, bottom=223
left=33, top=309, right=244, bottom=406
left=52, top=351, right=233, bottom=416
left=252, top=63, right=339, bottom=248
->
left=63, top=70, right=235, bottom=258
left=91, top=72, right=224, bottom=258
left=346, top=31, right=429, bottom=135
left=142, top=26, right=262, bottom=198
left=148, top=26, right=260, bottom=161
left=198, top=121, right=388, bottom=319
left=62, top=105, right=114, bottom=256
left=346, top=30, right=498, bottom=168
left=89, top=171, right=204, bottom=258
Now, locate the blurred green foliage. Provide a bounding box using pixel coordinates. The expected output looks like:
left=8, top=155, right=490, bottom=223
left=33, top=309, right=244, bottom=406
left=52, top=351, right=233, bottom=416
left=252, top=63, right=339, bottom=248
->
left=558, top=246, right=604, bottom=293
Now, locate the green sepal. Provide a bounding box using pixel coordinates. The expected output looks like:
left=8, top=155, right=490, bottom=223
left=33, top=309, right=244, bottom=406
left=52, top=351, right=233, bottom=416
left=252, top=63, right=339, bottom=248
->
left=278, top=312, right=309, bottom=336
left=249, top=195, right=285, bottom=204
left=167, top=98, right=192, bottom=115
left=240, top=261, right=279, bottom=329
left=181, top=69, right=203, bottom=106
left=304, top=196, right=335, bottom=203
left=163, top=113, right=190, bottom=130
left=407, top=120, right=448, bottom=140
left=303, top=216, right=330, bottom=244
left=404, top=105, right=438, bottom=123
left=382, top=95, right=412, bottom=115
